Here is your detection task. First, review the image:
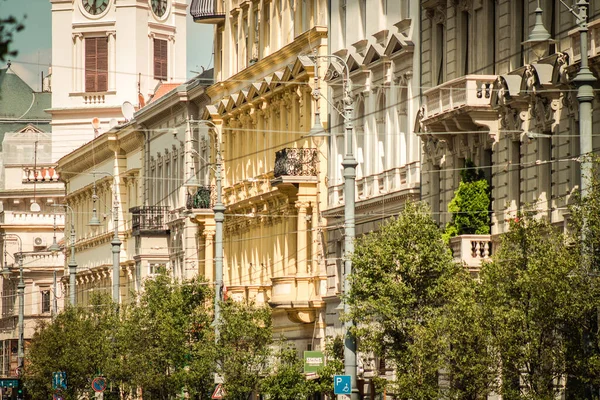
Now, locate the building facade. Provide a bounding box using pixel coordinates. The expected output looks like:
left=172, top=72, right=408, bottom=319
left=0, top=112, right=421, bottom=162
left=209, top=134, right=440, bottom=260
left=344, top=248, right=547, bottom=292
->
left=0, top=66, right=65, bottom=379
left=322, top=0, right=421, bottom=391
left=417, top=1, right=600, bottom=265
left=49, top=0, right=187, bottom=161
left=191, top=0, right=329, bottom=350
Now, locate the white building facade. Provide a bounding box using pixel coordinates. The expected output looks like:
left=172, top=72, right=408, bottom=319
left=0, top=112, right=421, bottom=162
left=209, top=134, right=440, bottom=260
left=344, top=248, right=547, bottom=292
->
left=49, top=0, right=187, bottom=161
left=323, top=0, right=421, bottom=387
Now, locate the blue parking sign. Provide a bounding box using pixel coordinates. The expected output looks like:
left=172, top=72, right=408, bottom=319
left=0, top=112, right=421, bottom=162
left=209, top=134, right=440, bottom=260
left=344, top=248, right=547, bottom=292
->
left=334, top=375, right=351, bottom=395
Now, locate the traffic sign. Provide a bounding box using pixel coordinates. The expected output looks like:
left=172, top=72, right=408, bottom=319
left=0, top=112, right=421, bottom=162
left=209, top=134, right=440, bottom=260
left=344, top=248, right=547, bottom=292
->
left=334, top=375, right=351, bottom=395
left=53, top=372, right=67, bottom=390
left=91, top=377, right=107, bottom=393
left=211, top=383, right=225, bottom=399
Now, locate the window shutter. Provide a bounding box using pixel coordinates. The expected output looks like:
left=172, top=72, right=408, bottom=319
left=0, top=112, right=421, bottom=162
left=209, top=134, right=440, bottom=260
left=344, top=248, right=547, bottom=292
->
left=97, top=37, right=108, bottom=92
left=85, top=37, right=109, bottom=92
left=85, top=38, right=97, bottom=92
left=154, top=38, right=168, bottom=80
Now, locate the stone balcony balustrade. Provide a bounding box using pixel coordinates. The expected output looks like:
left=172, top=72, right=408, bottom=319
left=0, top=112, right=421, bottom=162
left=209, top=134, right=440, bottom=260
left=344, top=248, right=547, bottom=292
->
left=448, top=234, right=492, bottom=275
left=422, top=75, right=498, bottom=122
left=0, top=212, right=64, bottom=226
left=22, top=166, right=60, bottom=183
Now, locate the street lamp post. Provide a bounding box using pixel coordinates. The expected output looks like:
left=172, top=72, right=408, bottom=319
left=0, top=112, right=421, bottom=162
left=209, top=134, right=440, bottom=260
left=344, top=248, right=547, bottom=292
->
left=561, top=0, right=596, bottom=198
left=89, top=172, right=121, bottom=304
left=309, top=53, right=358, bottom=400
left=1, top=234, right=24, bottom=375
left=52, top=204, right=77, bottom=305
left=187, top=119, right=224, bottom=340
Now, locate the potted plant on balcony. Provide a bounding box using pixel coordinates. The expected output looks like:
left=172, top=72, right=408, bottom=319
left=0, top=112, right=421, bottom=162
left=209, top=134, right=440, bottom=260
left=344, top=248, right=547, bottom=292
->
left=442, top=160, right=491, bottom=243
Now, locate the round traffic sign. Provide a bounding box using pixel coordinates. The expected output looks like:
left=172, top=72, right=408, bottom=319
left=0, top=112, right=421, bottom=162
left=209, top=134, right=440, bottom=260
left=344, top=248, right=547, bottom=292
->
left=91, top=377, right=107, bottom=392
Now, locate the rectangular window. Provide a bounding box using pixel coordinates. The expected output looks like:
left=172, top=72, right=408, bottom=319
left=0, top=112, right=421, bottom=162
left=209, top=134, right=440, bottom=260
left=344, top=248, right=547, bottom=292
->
left=154, top=38, right=168, bottom=81
left=41, top=290, right=51, bottom=313
left=149, top=262, right=167, bottom=275
left=436, top=23, right=445, bottom=85
left=263, top=4, right=270, bottom=51
left=85, top=37, right=108, bottom=92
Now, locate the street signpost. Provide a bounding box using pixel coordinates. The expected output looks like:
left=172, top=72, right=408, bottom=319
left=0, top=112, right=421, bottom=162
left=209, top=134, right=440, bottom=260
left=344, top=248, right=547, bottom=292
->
left=211, top=383, right=225, bottom=399
left=52, top=372, right=67, bottom=390
left=91, top=377, right=107, bottom=393
left=303, top=351, right=324, bottom=373
left=334, top=375, right=351, bottom=395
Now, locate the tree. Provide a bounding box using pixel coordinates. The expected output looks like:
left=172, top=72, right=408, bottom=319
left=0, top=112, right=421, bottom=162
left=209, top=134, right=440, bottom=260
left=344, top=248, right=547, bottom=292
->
left=479, top=213, right=579, bottom=399
left=564, top=161, right=600, bottom=397
left=24, top=294, right=119, bottom=400
left=313, top=337, right=344, bottom=399
left=217, top=299, right=272, bottom=400
left=443, top=160, right=491, bottom=242
left=0, top=0, right=25, bottom=62
left=115, top=273, right=215, bottom=399
left=260, top=342, right=315, bottom=400
left=347, top=201, right=494, bottom=398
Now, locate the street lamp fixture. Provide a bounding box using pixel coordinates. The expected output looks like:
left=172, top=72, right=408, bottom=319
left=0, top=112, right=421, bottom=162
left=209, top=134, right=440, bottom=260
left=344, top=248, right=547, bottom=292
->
left=523, top=1, right=555, bottom=61
left=48, top=213, right=62, bottom=253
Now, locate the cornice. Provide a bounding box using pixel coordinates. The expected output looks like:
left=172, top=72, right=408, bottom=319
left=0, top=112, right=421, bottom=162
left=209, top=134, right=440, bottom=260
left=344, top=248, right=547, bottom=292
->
left=206, top=26, right=327, bottom=100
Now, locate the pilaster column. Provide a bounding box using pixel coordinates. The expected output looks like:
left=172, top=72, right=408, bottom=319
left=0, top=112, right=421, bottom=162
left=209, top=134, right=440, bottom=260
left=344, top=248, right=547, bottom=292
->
left=203, top=230, right=215, bottom=281
left=295, top=201, right=309, bottom=275
left=72, top=33, right=84, bottom=92
left=107, top=31, right=116, bottom=91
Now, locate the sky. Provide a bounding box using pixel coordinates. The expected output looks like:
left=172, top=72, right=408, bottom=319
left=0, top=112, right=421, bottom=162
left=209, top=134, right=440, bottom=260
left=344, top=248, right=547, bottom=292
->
left=2, top=0, right=214, bottom=91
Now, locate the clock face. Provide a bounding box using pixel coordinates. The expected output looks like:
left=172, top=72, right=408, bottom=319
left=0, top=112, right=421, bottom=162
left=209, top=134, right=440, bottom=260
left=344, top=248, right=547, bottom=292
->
left=83, top=0, right=109, bottom=15
left=151, top=0, right=168, bottom=17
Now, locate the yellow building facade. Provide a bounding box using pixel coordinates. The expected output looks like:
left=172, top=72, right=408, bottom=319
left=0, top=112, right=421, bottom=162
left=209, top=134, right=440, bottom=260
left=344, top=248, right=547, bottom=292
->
left=191, top=0, right=329, bottom=348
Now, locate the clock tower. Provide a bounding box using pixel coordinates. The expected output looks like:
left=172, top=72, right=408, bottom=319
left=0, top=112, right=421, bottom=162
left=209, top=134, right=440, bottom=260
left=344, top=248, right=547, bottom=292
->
left=49, top=0, right=187, bottom=161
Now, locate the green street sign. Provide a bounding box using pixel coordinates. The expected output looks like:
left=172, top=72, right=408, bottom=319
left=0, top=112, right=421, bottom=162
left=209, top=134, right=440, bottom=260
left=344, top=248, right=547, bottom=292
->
left=303, top=351, right=324, bottom=373
left=0, top=379, right=19, bottom=388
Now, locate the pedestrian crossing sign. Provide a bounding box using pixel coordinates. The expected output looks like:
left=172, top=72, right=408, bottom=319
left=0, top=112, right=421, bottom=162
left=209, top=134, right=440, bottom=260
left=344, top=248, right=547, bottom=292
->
left=211, top=383, right=225, bottom=399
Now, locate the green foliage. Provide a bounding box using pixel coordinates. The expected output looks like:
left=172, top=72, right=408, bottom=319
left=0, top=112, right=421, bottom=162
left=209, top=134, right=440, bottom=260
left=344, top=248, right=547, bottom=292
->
left=24, top=294, right=119, bottom=400
left=0, top=0, right=25, bottom=62
left=312, top=337, right=344, bottom=398
left=115, top=274, right=215, bottom=399
left=347, top=201, right=492, bottom=398
left=443, top=160, right=491, bottom=242
left=217, top=299, right=273, bottom=400
left=479, top=213, right=580, bottom=399
left=260, top=343, right=315, bottom=400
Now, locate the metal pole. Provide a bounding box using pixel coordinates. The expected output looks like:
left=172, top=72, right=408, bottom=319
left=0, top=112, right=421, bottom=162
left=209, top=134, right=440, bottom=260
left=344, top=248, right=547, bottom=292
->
left=16, top=238, right=24, bottom=375
left=69, top=219, right=77, bottom=306
left=341, top=70, right=358, bottom=400
left=311, top=53, right=357, bottom=399
left=213, top=127, right=225, bottom=339
left=112, top=184, right=121, bottom=305
left=52, top=270, right=58, bottom=319
left=572, top=0, right=595, bottom=199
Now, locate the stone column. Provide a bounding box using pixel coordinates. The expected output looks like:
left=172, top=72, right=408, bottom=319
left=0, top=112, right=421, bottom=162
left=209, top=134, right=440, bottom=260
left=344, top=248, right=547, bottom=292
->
left=203, top=229, right=215, bottom=282
left=107, top=31, right=116, bottom=91
left=295, top=201, right=309, bottom=275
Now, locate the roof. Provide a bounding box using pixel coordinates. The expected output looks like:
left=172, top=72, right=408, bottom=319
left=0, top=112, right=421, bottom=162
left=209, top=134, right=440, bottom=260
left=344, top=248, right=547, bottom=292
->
left=0, top=67, right=51, bottom=151
left=149, top=83, right=182, bottom=104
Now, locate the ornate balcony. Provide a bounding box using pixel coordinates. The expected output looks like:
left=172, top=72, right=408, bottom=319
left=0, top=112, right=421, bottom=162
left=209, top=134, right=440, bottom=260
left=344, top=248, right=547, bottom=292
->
left=423, top=75, right=497, bottom=120
left=130, top=206, right=170, bottom=236
left=273, top=148, right=318, bottom=178
left=448, top=234, right=492, bottom=275
left=190, top=0, right=225, bottom=24
left=186, top=185, right=215, bottom=210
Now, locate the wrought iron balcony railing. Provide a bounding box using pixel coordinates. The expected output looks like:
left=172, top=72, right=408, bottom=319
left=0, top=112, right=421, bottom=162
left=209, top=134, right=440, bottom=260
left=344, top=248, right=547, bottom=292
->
left=130, top=206, right=169, bottom=236
left=274, top=148, right=318, bottom=178
left=190, top=0, right=225, bottom=23
left=186, top=185, right=215, bottom=210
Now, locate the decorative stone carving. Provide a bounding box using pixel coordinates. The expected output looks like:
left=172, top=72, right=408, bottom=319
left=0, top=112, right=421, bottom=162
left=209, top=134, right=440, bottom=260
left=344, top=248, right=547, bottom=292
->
left=499, top=106, right=525, bottom=132
left=530, top=96, right=557, bottom=131
left=556, top=52, right=570, bottom=84
left=562, top=91, right=578, bottom=119
left=524, top=64, right=538, bottom=94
